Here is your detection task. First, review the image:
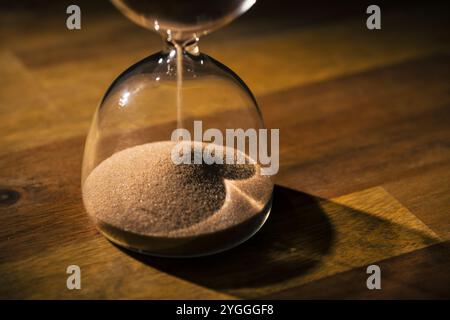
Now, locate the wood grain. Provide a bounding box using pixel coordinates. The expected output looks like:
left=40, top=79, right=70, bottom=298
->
left=266, top=240, right=450, bottom=299
left=0, top=0, right=449, bottom=299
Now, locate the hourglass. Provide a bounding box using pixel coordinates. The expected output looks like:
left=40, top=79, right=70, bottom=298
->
left=81, top=0, right=274, bottom=257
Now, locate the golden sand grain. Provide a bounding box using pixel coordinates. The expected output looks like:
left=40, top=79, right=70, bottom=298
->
left=83, top=141, right=273, bottom=239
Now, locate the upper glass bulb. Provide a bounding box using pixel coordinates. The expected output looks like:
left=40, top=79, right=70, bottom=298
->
left=111, top=0, right=256, bottom=41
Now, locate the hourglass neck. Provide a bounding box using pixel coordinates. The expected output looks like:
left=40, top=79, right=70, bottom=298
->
left=163, top=36, right=200, bottom=56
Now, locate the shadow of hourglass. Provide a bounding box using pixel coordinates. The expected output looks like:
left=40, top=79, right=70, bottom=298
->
left=119, top=185, right=336, bottom=297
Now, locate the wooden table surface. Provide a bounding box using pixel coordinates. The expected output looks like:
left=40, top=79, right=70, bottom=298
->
left=1, top=0, right=449, bottom=299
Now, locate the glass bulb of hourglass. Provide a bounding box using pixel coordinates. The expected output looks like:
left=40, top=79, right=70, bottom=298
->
left=111, top=0, right=256, bottom=41
left=81, top=0, right=274, bottom=257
